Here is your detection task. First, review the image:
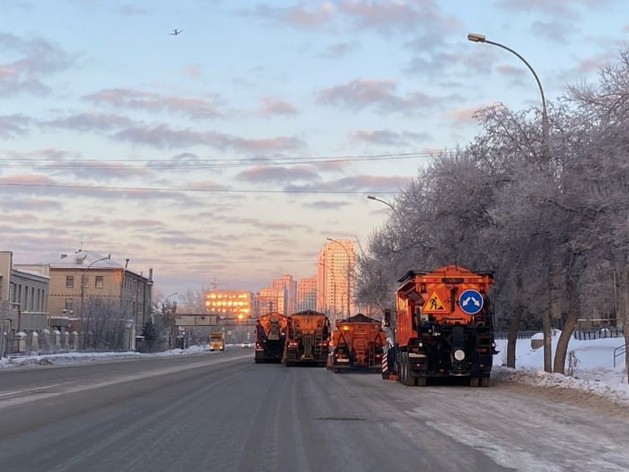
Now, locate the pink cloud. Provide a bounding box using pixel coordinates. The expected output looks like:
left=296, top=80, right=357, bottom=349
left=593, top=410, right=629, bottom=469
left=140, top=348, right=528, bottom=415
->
left=257, top=97, right=298, bottom=116
left=351, top=129, right=432, bottom=145
left=246, top=3, right=335, bottom=27
left=0, top=173, right=56, bottom=185
left=83, top=88, right=225, bottom=119
left=317, top=78, right=445, bottom=113
left=237, top=165, right=319, bottom=183
left=447, top=104, right=496, bottom=124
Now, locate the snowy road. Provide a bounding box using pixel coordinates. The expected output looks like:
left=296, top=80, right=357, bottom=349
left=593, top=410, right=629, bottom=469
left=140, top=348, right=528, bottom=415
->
left=0, top=351, right=627, bottom=472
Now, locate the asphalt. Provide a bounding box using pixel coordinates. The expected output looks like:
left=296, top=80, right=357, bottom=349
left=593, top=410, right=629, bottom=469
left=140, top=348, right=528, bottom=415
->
left=0, top=348, right=628, bottom=472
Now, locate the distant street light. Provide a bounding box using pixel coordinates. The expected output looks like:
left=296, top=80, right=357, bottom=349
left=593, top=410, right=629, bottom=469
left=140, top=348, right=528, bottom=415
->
left=367, top=195, right=400, bottom=217
left=80, top=254, right=111, bottom=314
left=163, top=292, right=179, bottom=310
left=326, top=238, right=352, bottom=318
left=467, top=33, right=549, bottom=144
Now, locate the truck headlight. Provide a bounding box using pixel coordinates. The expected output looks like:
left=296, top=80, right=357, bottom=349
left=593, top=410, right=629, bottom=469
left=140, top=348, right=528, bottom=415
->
left=454, top=349, right=465, bottom=361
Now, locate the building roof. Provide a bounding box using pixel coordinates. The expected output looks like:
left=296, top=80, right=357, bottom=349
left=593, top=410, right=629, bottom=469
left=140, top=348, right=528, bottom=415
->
left=47, top=250, right=123, bottom=270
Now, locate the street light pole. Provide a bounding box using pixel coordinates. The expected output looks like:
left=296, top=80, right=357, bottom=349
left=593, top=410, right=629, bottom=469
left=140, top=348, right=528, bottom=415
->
left=80, top=254, right=111, bottom=315
left=326, top=238, right=352, bottom=318
left=467, top=33, right=549, bottom=144
left=468, top=33, right=553, bottom=373
left=162, top=292, right=178, bottom=349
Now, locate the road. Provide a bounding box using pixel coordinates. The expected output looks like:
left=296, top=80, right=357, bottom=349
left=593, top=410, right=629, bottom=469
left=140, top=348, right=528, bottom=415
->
left=0, top=349, right=628, bottom=472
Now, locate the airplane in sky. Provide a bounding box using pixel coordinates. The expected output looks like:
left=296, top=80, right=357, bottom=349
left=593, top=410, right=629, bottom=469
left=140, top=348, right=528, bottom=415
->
left=169, top=29, right=183, bottom=36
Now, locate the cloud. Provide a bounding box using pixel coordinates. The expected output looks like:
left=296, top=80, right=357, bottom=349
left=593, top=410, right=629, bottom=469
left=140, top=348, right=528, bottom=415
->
left=0, top=33, right=75, bottom=96
left=236, top=165, right=320, bottom=183
left=45, top=112, right=133, bottom=132
left=114, top=124, right=306, bottom=153
left=116, top=4, right=149, bottom=15
left=317, top=78, right=445, bottom=113
left=0, top=173, right=56, bottom=185
left=256, top=97, right=299, bottom=116
left=573, top=56, right=609, bottom=73
left=220, top=216, right=310, bottom=231
left=446, top=105, right=496, bottom=124
left=0, top=114, right=32, bottom=137
left=0, top=197, right=62, bottom=211
left=43, top=159, right=154, bottom=181
left=243, top=2, right=336, bottom=28
left=83, top=88, right=225, bottom=119
left=304, top=200, right=351, bottom=209
left=320, top=41, right=359, bottom=58
left=108, top=219, right=166, bottom=229
left=181, top=64, right=202, bottom=79
left=495, top=0, right=609, bottom=19
left=0, top=212, right=39, bottom=223
left=351, top=129, right=432, bottom=146
left=337, top=0, right=460, bottom=35
left=530, top=20, right=578, bottom=43
left=284, top=174, right=410, bottom=192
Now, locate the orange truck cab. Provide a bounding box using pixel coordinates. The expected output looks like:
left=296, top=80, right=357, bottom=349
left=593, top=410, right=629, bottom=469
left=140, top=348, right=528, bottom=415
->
left=384, top=265, right=496, bottom=387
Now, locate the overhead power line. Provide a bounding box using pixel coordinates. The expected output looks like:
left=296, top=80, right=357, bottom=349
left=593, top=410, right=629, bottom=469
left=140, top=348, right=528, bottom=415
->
left=0, top=181, right=400, bottom=195
left=0, top=149, right=456, bottom=171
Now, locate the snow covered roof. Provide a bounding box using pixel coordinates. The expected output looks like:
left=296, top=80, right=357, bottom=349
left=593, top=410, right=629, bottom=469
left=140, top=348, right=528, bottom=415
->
left=47, top=250, right=123, bottom=269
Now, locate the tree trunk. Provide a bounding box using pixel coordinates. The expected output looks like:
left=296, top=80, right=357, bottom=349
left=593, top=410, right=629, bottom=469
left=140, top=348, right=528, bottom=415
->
left=553, top=313, right=578, bottom=374
left=506, top=272, right=524, bottom=368
left=544, top=253, right=562, bottom=373
left=554, top=263, right=581, bottom=375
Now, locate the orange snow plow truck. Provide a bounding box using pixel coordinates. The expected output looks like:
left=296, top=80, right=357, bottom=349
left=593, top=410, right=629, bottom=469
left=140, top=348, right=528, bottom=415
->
left=255, top=312, right=288, bottom=363
left=383, top=265, right=496, bottom=387
left=283, top=310, right=330, bottom=367
left=330, top=314, right=386, bottom=373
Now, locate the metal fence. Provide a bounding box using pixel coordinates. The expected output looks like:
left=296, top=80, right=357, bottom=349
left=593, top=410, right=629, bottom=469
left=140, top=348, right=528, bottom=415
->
left=572, top=327, right=624, bottom=340
left=494, top=330, right=539, bottom=340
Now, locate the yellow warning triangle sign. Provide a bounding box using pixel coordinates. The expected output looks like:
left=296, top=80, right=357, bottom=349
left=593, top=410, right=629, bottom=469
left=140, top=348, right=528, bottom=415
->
left=422, top=291, right=447, bottom=313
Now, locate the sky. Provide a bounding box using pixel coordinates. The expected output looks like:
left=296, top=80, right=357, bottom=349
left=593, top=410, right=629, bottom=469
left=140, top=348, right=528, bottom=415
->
left=1, top=0, right=628, bottom=298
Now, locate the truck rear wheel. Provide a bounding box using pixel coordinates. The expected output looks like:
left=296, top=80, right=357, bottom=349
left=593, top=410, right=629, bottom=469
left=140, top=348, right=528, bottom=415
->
left=402, top=354, right=414, bottom=386
left=469, top=376, right=480, bottom=387
left=415, top=376, right=427, bottom=387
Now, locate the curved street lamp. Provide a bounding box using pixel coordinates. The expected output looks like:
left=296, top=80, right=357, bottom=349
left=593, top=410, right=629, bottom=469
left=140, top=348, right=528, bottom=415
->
left=367, top=195, right=401, bottom=218
left=326, top=238, right=352, bottom=318
left=467, top=33, right=549, bottom=144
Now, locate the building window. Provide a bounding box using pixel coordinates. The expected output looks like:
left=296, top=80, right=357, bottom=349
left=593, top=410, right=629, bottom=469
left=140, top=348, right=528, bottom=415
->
left=66, top=276, right=74, bottom=288
left=95, top=276, right=104, bottom=289
left=64, top=298, right=73, bottom=311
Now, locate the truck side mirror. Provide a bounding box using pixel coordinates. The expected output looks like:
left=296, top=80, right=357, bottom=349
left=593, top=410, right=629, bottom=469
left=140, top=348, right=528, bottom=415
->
left=383, top=309, right=391, bottom=327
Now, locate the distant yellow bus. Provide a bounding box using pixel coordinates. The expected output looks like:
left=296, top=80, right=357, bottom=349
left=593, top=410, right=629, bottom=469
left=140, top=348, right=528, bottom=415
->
left=209, top=331, right=225, bottom=351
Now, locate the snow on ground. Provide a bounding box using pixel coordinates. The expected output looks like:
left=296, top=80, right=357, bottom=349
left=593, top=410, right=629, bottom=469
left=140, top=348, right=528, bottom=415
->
left=1, top=334, right=627, bottom=405
left=493, top=332, right=629, bottom=406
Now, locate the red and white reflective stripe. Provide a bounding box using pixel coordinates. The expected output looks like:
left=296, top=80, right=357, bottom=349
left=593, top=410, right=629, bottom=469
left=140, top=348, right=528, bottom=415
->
left=382, top=355, right=388, bottom=373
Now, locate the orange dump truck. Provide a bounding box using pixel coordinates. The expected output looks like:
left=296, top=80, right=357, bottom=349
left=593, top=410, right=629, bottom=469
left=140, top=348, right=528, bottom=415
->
left=384, top=265, right=496, bottom=387
left=283, top=310, right=330, bottom=367
left=330, top=313, right=386, bottom=373
left=255, top=312, right=288, bottom=363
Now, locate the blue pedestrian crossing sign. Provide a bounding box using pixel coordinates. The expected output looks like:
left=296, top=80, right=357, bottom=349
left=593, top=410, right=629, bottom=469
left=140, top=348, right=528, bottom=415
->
left=458, top=289, right=484, bottom=315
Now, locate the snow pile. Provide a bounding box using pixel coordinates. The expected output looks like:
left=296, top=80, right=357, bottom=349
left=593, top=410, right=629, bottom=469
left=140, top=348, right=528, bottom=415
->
left=0, top=344, right=211, bottom=369
left=493, top=333, right=628, bottom=405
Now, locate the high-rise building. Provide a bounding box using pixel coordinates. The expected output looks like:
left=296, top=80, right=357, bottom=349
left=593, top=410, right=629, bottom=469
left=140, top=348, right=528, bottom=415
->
left=256, top=287, right=286, bottom=315
left=296, top=275, right=317, bottom=311
left=317, top=239, right=355, bottom=325
left=272, top=275, right=296, bottom=314
left=204, top=289, right=254, bottom=321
